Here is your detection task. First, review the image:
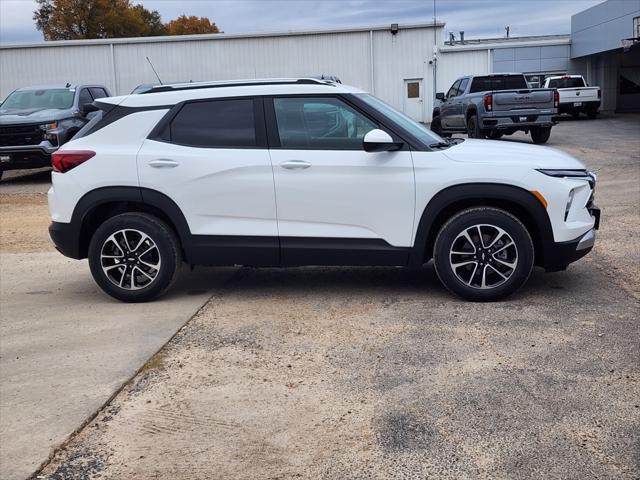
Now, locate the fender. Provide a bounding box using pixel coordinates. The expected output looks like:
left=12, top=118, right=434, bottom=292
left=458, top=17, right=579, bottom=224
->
left=408, top=183, right=553, bottom=267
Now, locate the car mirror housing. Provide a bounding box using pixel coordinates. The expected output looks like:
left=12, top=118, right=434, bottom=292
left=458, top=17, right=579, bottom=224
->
left=435, top=92, right=446, bottom=101
left=80, top=103, right=98, bottom=115
left=363, top=129, right=402, bottom=153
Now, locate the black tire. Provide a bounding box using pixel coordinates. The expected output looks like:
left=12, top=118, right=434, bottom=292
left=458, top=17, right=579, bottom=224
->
left=487, top=131, right=503, bottom=140
left=530, top=126, right=551, bottom=144
left=571, top=112, right=580, bottom=119
left=466, top=114, right=483, bottom=139
left=88, top=213, right=181, bottom=302
left=430, top=116, right=451, bottom=138
left=0, top=170, right=3, bottom=181
left=587, top=110, right=598, bottom=119
left=433, top=207, right=534, bottom=302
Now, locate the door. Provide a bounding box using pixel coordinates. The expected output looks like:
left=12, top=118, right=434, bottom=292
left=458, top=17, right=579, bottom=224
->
left=451, top=77, right=469, bottom=127
left=137, top=97, right=279, bottom=265
left=440, top=79, right=460, bottom=128
left=267, top=95, right=415, bottom=266
left=403, top=79, right=424, bottom=122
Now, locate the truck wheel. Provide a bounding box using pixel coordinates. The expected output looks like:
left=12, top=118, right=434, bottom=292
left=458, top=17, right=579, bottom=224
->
left=467, top=115, right=483, bottom=139
left=487, top=131, right=503, bottom=140
left=430, top=116, right=451, bottom=138
left=587, top=110, right=598, bottom=119
left=571, top=112, right=580, bottom=119
left=433, top=207, right=534, bottom=301
left=531, top=126, right=551, bottom=144
left=88, top=213, right=181, bottom=302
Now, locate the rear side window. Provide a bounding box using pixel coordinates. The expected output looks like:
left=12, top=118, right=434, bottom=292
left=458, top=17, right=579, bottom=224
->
left=469, top=75, right=528, bottom=93
left=547, top=77, right=586, bottom=88
left=169, top=99, right=256, bottom=148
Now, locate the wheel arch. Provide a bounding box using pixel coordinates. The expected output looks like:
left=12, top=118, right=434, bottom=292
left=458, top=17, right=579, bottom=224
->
left=465, top=105, right=478, bottom=122
left=409, top=183, right=554, bottom=267
left=71, top=187, right=191, bottom=259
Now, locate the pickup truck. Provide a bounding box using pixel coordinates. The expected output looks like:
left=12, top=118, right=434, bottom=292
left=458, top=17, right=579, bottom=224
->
left=543, top=75, right=600, bottom=119
left=431, top=73, right=558, bottom=144
left=0, top=84, right=110, bottom=180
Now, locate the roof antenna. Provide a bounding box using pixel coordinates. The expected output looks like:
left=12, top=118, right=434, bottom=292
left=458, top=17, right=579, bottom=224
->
left=146, top=56, right=163, bottom=85
left=505, top=26, right=510, bottom=39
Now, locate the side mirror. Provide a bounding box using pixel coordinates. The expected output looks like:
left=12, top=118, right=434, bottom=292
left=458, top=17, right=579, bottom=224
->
left=80, top=103, right=98, bottom=115
left=435, top=92, right=446, bottom=101
left=363, top=129, right=402, bottom=153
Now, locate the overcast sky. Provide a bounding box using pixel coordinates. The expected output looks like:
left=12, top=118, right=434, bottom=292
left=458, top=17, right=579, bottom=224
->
left=0, top=0, right=603, bottom=44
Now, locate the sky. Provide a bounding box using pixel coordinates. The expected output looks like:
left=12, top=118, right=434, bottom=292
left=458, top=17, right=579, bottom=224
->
left=0, top=0, right=604, bottom=45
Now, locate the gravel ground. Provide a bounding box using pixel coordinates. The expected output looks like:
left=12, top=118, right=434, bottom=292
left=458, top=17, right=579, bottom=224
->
left=3, top=115, right=638, bottom=479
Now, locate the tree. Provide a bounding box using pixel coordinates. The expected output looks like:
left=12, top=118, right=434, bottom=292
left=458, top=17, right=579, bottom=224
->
left=33, top=0, right=220, bottom=40
left=166, top=15, right=221, bottom=36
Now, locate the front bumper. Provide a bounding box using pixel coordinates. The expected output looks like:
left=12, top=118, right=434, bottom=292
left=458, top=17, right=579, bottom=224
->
left=0, top=144, right=58, bottom=171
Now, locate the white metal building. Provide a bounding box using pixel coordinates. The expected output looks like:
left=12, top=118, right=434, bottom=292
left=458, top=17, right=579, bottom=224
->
left=1, top=2, right=637, bottom=121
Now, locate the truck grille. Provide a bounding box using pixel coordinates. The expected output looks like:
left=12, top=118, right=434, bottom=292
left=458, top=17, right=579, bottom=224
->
left=0, top=124, right=44, bottom=147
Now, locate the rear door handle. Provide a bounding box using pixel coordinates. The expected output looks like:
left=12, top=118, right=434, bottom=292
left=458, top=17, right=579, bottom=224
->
left=148, top=158, right=179, bottom=168
left=280, top=160, right=311, bottom=170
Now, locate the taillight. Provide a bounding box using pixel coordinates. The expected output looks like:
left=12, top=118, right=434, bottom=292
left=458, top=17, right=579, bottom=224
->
left=51, top=150, right=96, bottom=173
left=483, top=93, right=493, bottom=112
left=554, top=90, right=559, bottom=108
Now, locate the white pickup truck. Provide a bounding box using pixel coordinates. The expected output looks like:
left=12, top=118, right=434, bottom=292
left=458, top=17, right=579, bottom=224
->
left=543, top=75, right=601, bottom=119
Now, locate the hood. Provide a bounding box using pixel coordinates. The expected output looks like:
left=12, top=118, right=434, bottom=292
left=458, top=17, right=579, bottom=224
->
left=443, top=139, right=586, bottom=170
left=0, top=108, right=75, bottom=125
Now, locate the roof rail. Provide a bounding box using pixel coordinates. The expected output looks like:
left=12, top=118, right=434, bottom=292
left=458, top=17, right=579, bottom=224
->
left=143, top=77, right=336, bottom=94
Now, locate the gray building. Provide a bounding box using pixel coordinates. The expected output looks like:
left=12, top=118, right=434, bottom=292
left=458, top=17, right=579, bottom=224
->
left=570, top=0, right=640, bottom=112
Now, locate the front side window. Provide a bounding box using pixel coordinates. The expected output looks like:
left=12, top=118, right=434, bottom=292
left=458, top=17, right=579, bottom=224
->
left=457, top=78, right=470, bottom=96
left=89, top=88, right=108, bottom=99
left=273, top=97, right=377, bottom=150
left=169, top=98, right=256, bottom=148
left=78, top=88, right=93, bottom=106
left=446, top=80, right=461, bottom=99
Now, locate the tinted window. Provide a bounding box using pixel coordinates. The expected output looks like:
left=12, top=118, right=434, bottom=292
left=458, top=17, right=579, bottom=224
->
left=547, top=77, right=586, bottom=88
left=89, top=87, right=108, bottom=99
left=273, top=97, right=377, bottom=150
left=469, top=75, right=528, bottom=93
left=78, top=88, right=93, bottom=105
left=446, top=80, right=461, bottom=99
left=170, top=99, right=256, bottom=148
left=457, top=78, right=469, bottom=95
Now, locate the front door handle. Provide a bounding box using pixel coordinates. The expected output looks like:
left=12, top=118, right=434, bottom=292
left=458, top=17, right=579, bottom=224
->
left=280, top=160, right=311, bottom=170
left=148, top=158, right=179, bottom=168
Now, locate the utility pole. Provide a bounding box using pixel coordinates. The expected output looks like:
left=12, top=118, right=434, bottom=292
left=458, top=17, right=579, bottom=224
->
left=432, top=0, right=437, bottom=115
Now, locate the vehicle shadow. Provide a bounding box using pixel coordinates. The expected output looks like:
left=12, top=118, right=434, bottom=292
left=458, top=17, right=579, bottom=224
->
left=0, top=168, right=51, bottom=185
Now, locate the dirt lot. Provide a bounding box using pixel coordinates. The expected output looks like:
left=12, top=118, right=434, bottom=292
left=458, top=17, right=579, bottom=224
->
left=2, top=115, right=639, bottom=479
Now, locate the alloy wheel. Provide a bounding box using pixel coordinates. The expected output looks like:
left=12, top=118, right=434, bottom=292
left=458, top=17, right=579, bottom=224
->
left=449, top=224, right=518, bottom=289
left=100, top=229, right=161, bottom=290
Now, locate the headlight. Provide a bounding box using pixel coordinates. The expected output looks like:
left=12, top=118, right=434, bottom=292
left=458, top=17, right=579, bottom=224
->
left=39, top=121, right=58, bottom=131
left=537, top=169, right=595, bottom=188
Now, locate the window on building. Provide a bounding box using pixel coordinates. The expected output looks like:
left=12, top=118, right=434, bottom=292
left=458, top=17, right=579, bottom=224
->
left=169, top=98, right=256, bottom=148
left=273, top=97, right=377, bottom=150
left=634, top=16, right=639, bottom=38
left=407, top=82, right=420, bottom=98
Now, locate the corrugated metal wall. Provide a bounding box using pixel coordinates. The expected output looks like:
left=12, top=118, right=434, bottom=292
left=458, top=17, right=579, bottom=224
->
left=0, top=25, right=497, bottom=122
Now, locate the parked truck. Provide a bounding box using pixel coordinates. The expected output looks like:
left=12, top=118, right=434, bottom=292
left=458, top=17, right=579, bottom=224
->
left=0, top=84, right=110, bottom=180
left=543, top=75, right=600, bottom=119
left=431, top=73, right=558, bottom=144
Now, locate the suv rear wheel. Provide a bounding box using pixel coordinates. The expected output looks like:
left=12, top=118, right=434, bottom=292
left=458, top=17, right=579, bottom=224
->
left=88, top=213, right=181, bottom=302
left=433, top=207, right=534, bottom=301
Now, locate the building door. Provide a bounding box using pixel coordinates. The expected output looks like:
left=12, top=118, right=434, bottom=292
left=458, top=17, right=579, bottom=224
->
left=403, top=79, right=424, bottom=122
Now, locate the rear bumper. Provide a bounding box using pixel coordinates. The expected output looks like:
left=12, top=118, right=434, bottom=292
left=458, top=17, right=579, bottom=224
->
left=49, top=221, right=83, bottom=259
left=558, top=100, right=600, bottom=113
left=482, top=113, right=556, bottom=130
left=0, top=144, right=57, bottom=171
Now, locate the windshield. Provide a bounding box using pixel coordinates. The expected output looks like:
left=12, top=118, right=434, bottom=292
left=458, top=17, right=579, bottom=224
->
left=0, top=88, right=75, bottom=112
left=547, top=77, right=586, bottom=88
left=356, top=93, right=444, bottom=147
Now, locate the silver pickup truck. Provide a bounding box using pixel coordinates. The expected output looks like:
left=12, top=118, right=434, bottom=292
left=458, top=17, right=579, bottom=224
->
left=431, top=73, right=558, bottom=144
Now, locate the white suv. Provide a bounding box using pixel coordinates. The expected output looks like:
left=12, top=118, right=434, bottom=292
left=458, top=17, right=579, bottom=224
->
left=47, top=78, right=600, bottom=302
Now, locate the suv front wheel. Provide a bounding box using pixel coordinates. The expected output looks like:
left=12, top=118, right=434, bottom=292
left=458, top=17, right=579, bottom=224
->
left=433, top=207, right=534, bottom=301
left=88, top=213, right=181, bottom=302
